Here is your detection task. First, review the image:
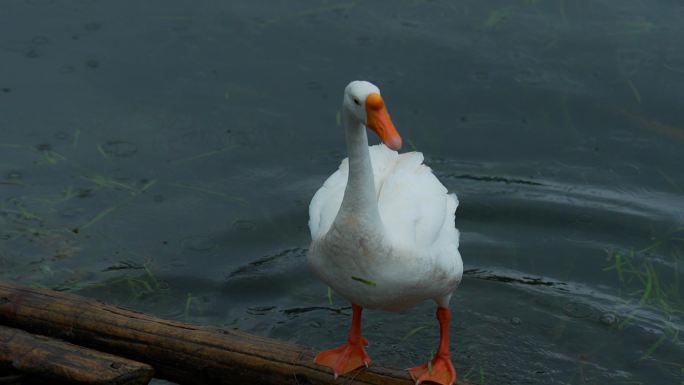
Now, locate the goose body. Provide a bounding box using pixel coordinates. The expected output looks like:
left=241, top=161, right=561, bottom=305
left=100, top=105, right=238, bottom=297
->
left=308, top=144, right=462, bottom=311
left=306, top=81, right=463, bottom=385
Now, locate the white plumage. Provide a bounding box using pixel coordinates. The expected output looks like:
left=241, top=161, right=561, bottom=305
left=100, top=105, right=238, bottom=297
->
left=308, top=144, right=462, bottom=310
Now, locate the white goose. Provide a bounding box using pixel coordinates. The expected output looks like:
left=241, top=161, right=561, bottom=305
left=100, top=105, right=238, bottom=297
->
left=308, top=81, right=463, bottom=385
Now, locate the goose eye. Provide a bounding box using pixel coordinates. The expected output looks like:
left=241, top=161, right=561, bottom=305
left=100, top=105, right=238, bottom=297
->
left=353, top=97, right=361, bottom=106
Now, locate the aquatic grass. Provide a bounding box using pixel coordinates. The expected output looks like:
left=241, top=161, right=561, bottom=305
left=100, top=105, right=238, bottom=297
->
left=618, top=109, right=684, bottom=143
left=400, top=325, right=428, bottom=342
left=625, top=78, right=641, bottom=104
left=327, top=286, right=333, bottom=306
left=2, top=187, right=90, bottom=222
left=96, top=143, right=111, bottom=161
left=138, top=179, right=157, bottom=193
left=611, top=249, right=627, bottom=282
left=462, top=366, right=474, bottom=381
left=641, top=323, right=678, bottom=360
left=606, top=252, right=681, bottom=319
left=32, top=186, right=80, bottom=205
left=406, top=138, right=418, bottom=151
left=620, top=21, right=657, bottom=34
left=2, top=198, right=43, bottom=221
left=483, top=7, right=513, bottom=30
left=2, top=142, right=64, bottom=164
left=39, top=149, right=66, bottom=164
left=604, top=232, right=684, bottom=359
left=184, top=293, right=193, bottom=320
left=659, top=169, right=684, bottom=194
left=83, top=175, right=139, bottom=193
left=481, top=0, right=544, bottom=31
left=120, top=275, right=161, bottom=298
left=463, top=364, right=487, bottom=384
left=76, top=178, right=157, bottom=231
left=425, top=349, right=435, bottom=375
left=90, top=258, right=169, bottom=300
left=72, top=128, right=81, bottom=148
left=2, top=174, right=159, bottom=246
left=80, top=205, right=118, bottom=230
left=637, top=262, right=654, bottom=305
left=351, top=276, right=376, bottom=287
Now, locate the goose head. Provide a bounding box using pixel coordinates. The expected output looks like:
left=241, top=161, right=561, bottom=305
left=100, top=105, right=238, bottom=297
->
left=343, top=81, right=402, bottom=151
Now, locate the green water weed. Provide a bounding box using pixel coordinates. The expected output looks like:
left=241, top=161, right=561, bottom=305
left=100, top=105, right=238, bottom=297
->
left=604, top=230, right=683, bottom=359
left=96, top=143, right=110, bottom=161
left=83, top=175, right=139, bottom=193
left=400, top=325, right=428, bottom=342
left=184, top=292, right=194, bottom=320
left=625, top=78, right=642, bottom=104
left=72, top=128, right=81, bottom=148
left=351, top=276, right=377, bottom=287
left=484, top=7, right=513, bottom=30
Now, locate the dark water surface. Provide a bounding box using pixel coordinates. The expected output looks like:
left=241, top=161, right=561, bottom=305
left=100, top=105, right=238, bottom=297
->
left=1, top=1, right=683, bottom=384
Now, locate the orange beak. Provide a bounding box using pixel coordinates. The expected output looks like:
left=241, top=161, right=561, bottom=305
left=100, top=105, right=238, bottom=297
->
left=365, top=93, right=402, bottom=151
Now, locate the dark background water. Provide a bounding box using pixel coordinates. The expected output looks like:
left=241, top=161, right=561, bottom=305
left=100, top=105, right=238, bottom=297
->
left=1, top=1, right=683, bottom=384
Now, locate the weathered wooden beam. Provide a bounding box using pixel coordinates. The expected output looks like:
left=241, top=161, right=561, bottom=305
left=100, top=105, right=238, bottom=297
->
left=0, top=324, right=153, bottom=385
left=0, top=280, right=476, bottom=385
left=0, top=371, right=24, bottom=385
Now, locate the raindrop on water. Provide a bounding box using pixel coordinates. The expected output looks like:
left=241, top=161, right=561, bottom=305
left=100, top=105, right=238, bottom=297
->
left=599, top=312, right=617, bottom=326
left=5, top=171, right=22, bottom=180
left=562, top=301, right=594, bottom=319
left=233, top=219, right=256, bottom=231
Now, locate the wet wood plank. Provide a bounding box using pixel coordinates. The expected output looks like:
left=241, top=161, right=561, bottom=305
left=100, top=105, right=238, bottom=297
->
left=0, top=280, right=476, bottom=385
left=0, top=324, right=153, bottom=385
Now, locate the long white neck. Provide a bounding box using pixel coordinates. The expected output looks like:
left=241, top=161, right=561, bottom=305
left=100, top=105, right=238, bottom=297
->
left=334, top=109, right=383, bottom=230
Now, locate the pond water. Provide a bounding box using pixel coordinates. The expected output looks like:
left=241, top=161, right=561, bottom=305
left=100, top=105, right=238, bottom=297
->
left=1, top=1, right=683, bottom=384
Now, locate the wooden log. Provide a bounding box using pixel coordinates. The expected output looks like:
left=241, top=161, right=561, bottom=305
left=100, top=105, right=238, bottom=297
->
left=0, top=324, right=153, bottom=385
left=0, top=280, right=477, bottom=385
left=0, top=371, right=24, bottom=385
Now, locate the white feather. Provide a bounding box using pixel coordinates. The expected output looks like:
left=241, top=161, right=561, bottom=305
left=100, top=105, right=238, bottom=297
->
left=308, top=144, right=462, bottom=311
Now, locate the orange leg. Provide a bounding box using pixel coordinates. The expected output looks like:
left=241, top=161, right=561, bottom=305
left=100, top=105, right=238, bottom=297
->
left=407, top=307, right=457, bottom=385
left=314, top=304, right=371, bottom=378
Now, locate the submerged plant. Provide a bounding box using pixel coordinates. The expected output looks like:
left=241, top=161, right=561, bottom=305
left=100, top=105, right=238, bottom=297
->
left=604, top=227, right=684, bottom=360
left=463, top=365, right=487, bottom=385
left=88, top=257, right=169, bottom=300
left=184, top=292, right=194, bottom=321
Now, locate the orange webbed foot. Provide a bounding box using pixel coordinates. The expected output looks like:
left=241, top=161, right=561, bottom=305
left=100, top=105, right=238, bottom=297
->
left=407, top=353, right=457, bottom=385
left=314, top=337, right=371, bottom=378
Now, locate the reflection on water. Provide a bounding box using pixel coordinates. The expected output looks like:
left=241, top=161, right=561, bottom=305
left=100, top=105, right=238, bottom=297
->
left=1, top=1, right=683, bottom=384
